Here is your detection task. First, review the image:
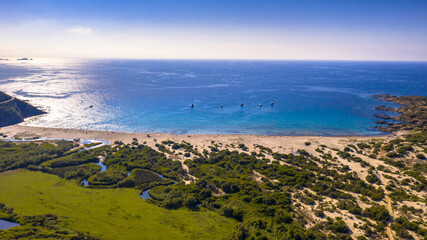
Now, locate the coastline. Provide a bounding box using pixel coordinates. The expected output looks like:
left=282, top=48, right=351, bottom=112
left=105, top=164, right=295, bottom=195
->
left=0, top=123, right=400, bottom=154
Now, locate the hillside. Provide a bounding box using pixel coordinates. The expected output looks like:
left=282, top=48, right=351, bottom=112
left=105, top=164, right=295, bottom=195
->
left=0, top=92, right=45, bottom=127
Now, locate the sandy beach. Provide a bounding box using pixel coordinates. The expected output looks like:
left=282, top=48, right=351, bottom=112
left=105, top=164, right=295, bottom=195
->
left=0, top=124, right=399, bottom=155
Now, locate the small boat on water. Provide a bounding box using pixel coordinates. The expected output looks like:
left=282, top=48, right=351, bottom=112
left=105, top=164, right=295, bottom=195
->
left=221, top=104, right=223, bottom=108
left=259, top=103, right=262, bottom=107
left=89, top=105, right=93, bottom=108
left=270, top=101, right=274, bottom=106
left=190, top=98, right=194, bottom=108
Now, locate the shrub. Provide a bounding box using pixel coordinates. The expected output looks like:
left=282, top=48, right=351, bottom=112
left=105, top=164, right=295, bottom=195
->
left=223, top=206, right=234, bottom=218
left=363, top=204, right=389, bottom=222
left=386, top=152, right=400, bottom=158
left=171, top=143, right=181, bottom=150
left=232, top=209, right=244, bottom=222
left=357, top=143, right=370, bottom=149
left=366, top=174, right=381, bottom=184
left=314, top=210, right=325, bottom=218
left=396, top=146, right=413, bottom=155
left=184, top=195, right=197, bottom=208
left=328, top=219, right=350, bottom=233
left=238, top=144, right=248, bottom=151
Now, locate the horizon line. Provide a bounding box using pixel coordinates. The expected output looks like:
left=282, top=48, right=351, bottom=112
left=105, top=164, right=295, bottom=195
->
left=1, top=56, right=427, bottom=63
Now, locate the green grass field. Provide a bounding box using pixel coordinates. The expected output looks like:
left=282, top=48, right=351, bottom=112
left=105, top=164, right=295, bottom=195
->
left=0, top=170, right=236, bottom=240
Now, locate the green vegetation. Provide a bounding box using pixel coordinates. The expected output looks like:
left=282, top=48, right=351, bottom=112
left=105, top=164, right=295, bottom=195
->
left=0, top=140, right=78, bottom=170
left=0, top=203, right=97, bottom=240
left=1, top=94, right=426, bottom=239
left=0, top=170, right=236, bottom=240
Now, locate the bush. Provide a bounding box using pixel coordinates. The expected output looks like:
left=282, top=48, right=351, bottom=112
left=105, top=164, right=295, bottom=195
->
left=171, top=143, right=181, bottom=150
left=232, top=209, right=244, bottom=222
left=164, top=197, right=183, bottom=209
left=221, top=182, right=240, bottom=193
left=396, top=146, right=413, bottom=155
left=223, top=206, right=234, bottom=218
left=328, top=219, right=350, bottom=233
left=386, top=152, right=400, bottom=158
left=416, top=153, right=425, bottom=159
left=366, top=174, right=381, bottom=184
left=314, top=210, right=325, bottom=218
left=363, top=204, right=389, bottom=222
left=303, top=197, right=315, bottom=205
left=184, top=195, right=197, bottom=208
left=238, top=144, right=248, bottom=151
left=357, top=143, right=370, bottom=149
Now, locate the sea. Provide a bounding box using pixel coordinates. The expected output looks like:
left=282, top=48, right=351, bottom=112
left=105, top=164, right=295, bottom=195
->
left=0, top=59, right=426, bottom=136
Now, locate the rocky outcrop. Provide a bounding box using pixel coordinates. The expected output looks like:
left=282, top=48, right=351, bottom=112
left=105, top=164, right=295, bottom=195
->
left=372, top=95, right=427, bottom=132
left=0, top=92, right=45, bottom=127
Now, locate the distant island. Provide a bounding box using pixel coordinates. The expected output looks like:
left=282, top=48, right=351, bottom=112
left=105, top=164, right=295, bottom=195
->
left=0, top=91, right=45, bottom=127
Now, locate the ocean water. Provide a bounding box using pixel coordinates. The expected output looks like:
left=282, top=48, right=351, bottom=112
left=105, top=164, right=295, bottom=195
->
left=0, top=59, right=426, bottom=136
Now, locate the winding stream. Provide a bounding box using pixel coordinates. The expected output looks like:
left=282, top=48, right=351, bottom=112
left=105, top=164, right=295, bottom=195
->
left=1, top=137, right=110, bottom=187
left=1, top=137, right=180, bottom=200
left=139, top=173, right=177, bottom=200
left=0, top=219, right=20, bottom=229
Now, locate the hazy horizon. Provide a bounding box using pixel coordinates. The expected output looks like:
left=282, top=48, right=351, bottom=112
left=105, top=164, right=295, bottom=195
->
left=1, top=0, right=426, bottom=61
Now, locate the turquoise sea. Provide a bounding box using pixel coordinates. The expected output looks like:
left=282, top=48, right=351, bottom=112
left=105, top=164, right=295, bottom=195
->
left=0, top=59, right=426, bottom=136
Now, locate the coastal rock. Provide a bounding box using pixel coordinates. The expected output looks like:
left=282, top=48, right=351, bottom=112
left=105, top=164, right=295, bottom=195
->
left=373, top=114, right=392, bottom=120
left=374, top=105, right=395, bottom=112
left=372, top=95, right=427, bottom=132
left=0, top=92, right=45, bottom=127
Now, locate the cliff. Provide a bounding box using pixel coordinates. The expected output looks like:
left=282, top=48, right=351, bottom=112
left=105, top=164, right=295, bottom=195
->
left=0, top=92, right=45, bottom=127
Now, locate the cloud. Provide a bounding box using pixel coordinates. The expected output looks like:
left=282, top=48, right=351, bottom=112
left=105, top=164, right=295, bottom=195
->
left=65, top=27, right=92, bottom=35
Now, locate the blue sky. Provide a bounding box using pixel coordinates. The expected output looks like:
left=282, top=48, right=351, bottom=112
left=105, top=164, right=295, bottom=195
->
left=1, top=0, right=426, bottom=60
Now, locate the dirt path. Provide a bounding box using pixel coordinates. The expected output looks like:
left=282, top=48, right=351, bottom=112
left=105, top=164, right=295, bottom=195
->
left=385, top=195, right=395, bottom=240
left=169, top=153, right=197, bottom=184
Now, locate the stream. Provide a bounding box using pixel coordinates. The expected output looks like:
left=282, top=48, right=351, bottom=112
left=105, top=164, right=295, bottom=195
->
left=1, top=137, right=110, bottom=186
left=1, top=137, right=180, bottom=199
left=0, top=219, right=20, bottom=229
left=140, top=173, right=177, bottom=200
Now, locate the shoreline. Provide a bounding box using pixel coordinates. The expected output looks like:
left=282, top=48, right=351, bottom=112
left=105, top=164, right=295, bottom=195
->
left=0, top=124, right=400, bottom=154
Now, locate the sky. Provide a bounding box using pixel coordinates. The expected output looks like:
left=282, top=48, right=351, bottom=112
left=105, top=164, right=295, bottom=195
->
left=0, top=0, right=426, bottom=61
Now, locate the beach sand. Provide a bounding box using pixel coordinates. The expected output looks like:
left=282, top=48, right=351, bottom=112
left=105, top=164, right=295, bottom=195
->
left=0, top=124, right=399, bottom=155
